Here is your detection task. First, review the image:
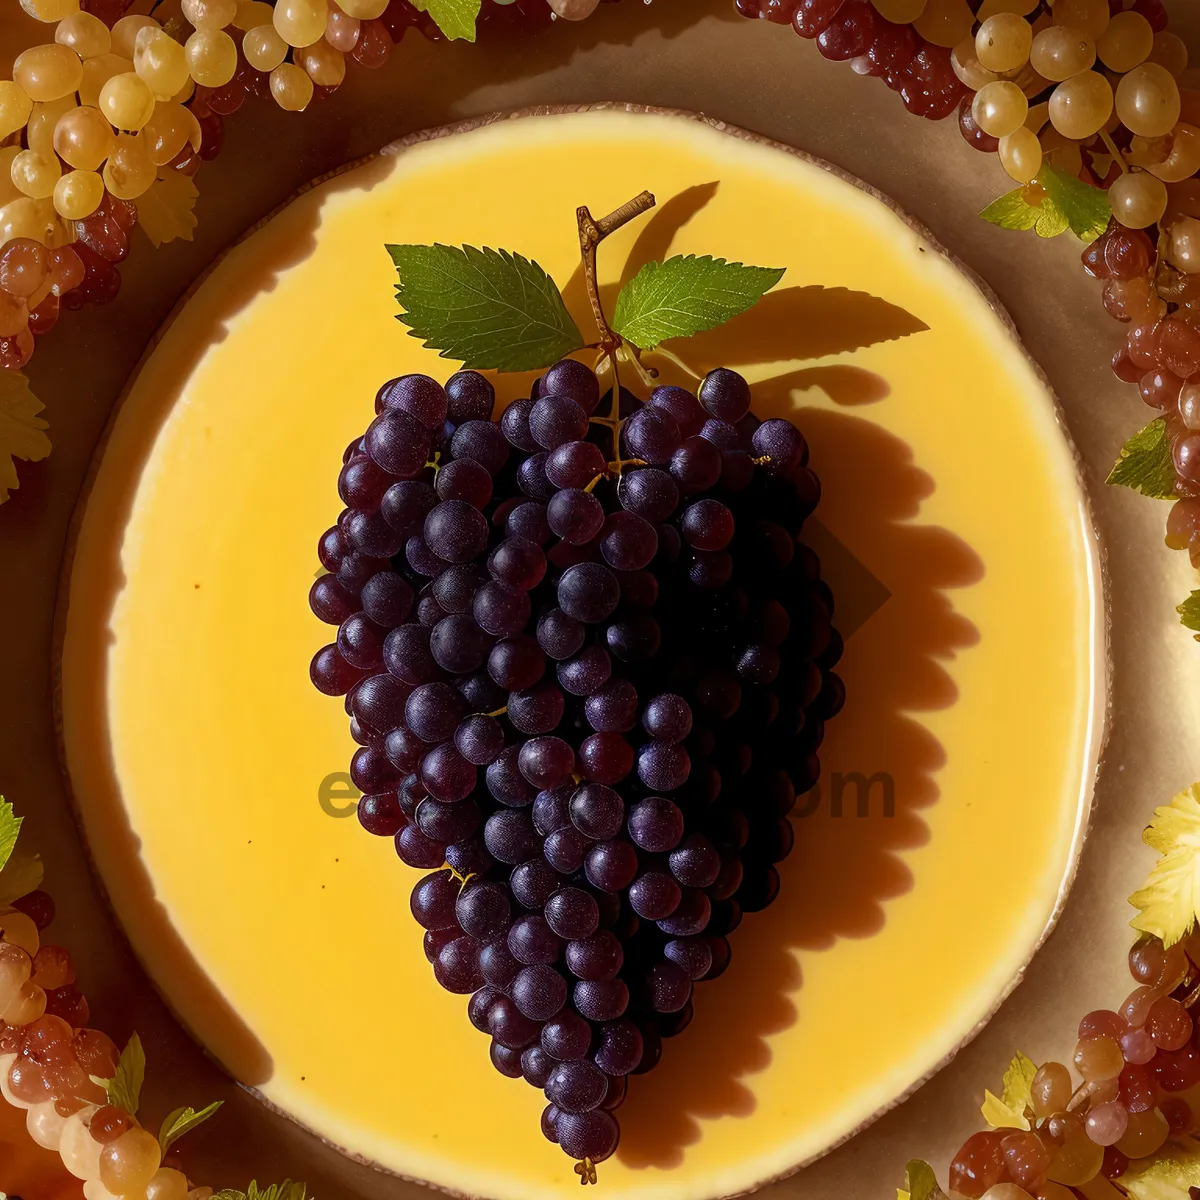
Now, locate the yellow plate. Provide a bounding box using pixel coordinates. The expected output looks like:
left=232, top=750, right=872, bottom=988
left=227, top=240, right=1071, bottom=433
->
left=58, top=107, right=1105, bottom=1200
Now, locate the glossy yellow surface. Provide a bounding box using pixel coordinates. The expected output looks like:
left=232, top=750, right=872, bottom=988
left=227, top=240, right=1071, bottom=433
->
left=59, top=110, right=1103, bottom=1200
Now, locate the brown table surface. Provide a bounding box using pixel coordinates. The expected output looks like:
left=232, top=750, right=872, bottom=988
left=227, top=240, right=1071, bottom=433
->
left=3, top=2, right=1200, bottom=1196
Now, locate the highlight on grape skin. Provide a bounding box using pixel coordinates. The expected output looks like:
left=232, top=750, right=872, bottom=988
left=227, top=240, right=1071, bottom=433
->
left=309, top=359, right=842, bottom=1170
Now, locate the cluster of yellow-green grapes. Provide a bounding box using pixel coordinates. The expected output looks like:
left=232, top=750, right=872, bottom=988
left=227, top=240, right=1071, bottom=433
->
left=0, top=0, right=606, bottom=374
left=0, top=891, right=216, bottom=1200
left=741, top=0, right=1200, bottom=613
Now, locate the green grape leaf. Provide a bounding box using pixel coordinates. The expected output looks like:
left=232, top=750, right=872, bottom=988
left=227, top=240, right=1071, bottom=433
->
left=388, top=243, right=584, bottom=372
left=1033, top=201, right=1070, bottom=240
left=408, top=0, right=479, bottom=40
left=1123, top=1140, right=1200, bottom=1199
left=0, top=852, right=43, bottom=909
left=0, top=798, right=21, bottom=875
left=1179, top=591, right=1200, bottom=642
left=1129, top=782, right=1200, bottom=948
left=979, top=189, right=1043, bottom=233
left=897, top=1159, right=948, bottom=1200
left=210, top=1191, right=247, bottom=1200
left=1106, top=417, right=1177, bottom=499
left=980, top=1051, right=1037, bottom=1131
left=158, top=1101, right=224, bottom=1153
left=244, top=1181, right=306, bottom=1200
left=91, top=1032, right=146, bottom=1116
left=611, top=255, right=786, bottom=350
left=0, top=369, right=50, bottom=505
left=1037, top=163, right=1113, bottom=243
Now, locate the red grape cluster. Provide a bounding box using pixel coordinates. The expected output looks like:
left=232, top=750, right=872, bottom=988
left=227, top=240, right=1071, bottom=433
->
left=1091, top=224, right=1200, bottom=568
left=735, top=0, right=969, bottom=121
left=309, top=361, right=841, bottom=1166
left=947, top=933, right=1200, bottom=1197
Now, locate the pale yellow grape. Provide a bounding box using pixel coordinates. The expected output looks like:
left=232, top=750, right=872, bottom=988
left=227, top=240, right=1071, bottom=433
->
left=869, top=0, right=926, bottom=22
left=133, top=28, right=190, bottom=101
left=26, top=1101, right=68, bottom=1151
left=52, top=169, right=104, bottom=220
left=11, top=150, right=61, bottom=201
left=975, top=14, right=1032, bottom=74
left=269, top=62, right=314, bottom=110
left=1049, top=139, right=1084, bottom=177
left=325, top=4, right=361, bottom=52
left=1149, top=32, right=1188, bottom=78
left=55, top=10, right=110, bottom=57
left=273, top=0, right=328, bottom=47
left=1049, top=70, right=1112, bottom=139
left=1117, top=63, right=1181, bottom=138
left=13, top=44, right=84, bottom=103
left=0, top=83, right=34, bottom=142
left=26, top=95, right=76, bottom=156
left=300, top=39, right=345, bottom=87
left=59, top=1107, right=101, bottom=1181
left=111, top=15, right=159, bottom=59
left=335, top=0, right=387, bottom=18
left=1097, top=11, right=1152, bottom=73
left=912, top=0, right=973, bottom=48
left=146, top=1170, right=191, bottom=1200
left=972, top=80, right=1028, bottom=138
left=1129, top=125, right=1198, bottom=182
left=233, top=0, right=274, bottom=28
left=0, top=149, right=23, bottom=208
left=1169, top=216, right=1200, bottom=275
left=1052, top=0, right=1108, bottom=40
left=182, top=0, right=239, bottom=28
left=1030, top=26, right=1095, bottom=82
left=169, top=76, right=195, bottom=105
left=141, top=102, right=201, bottom=165
left=78, top=53, right=133, bottom=107
left=976, top=0, right=1036, bottom=16
left=950, top=38, right=997, bottom=90
left=185, top=29, right=238, bottom=87
left=53, top=105, right=114, bottom=170
left=1025, top=99, right=1049, bottom=133
left=20, top=0, right=79, bottom=21
left=1109, top=170, right=1168, bottom=228
left=102, top=134, right=155, bottom=199
left=0, top=198, right=60, bottom=249
left=243, top=24, right=288, bottom=70
left=99, top=72, right=156, bottom=131
left=999, top=126, right=1042, bottom=182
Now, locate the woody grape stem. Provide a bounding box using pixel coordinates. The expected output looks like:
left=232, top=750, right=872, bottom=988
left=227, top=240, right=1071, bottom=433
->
left=577, top=191, right=656, bottom=429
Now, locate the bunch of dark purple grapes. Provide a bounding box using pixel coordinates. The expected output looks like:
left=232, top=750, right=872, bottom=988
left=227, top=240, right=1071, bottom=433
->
left=309, top=358, right=842, bottom=1168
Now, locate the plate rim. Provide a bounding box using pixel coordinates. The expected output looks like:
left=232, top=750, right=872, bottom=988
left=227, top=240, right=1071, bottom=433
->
left=50, top=100, right=1113, bottom=1200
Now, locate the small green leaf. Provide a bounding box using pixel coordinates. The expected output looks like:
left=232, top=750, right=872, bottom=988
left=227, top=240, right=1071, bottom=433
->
left=0, top=852, right=43, bottom=908
left=1037, top=163, right=1113, bottom=243
left=409, top=0, right=479, bottom=40
left=388, top=244, right=584, bottom=372
left=980, top=1052, right=1038, bottom=1131
left=94, top=1033, right=146, bottom=1116
left=0, top=799, right=22, bottom=875
left=897, top=1160, right=948, bottom=1200
left=611, top=255, right=786, bottom=350
left=158, top=1101, right=223, bottom=1153
left=979, top=189, right=1042, bottom=233
left=210, top=1190, right=247, bottom=1200
left=243, top=1181, right=306, bottom=1200
left=1034, top=202, right=1070, bottom=240
left=1106, top=418, right=1177, bottom=499
left=1178, top=591, right=1200, bottom=642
